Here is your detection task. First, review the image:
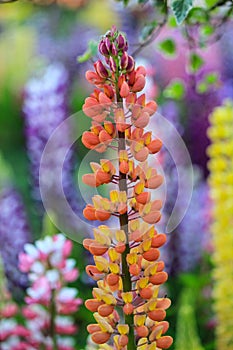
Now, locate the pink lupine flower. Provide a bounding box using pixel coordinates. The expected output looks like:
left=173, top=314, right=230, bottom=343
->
left=19, top=234, right=82, bottom=349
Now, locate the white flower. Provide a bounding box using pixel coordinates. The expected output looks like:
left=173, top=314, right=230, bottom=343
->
left=31, top=261, right=45, bottom=275
left=55, top=315, right=73, bottom=326
left=46, top=270, right=60, bottom=285
left=35, top=236, right=53, bottom=254
left=49, top=251, right=63, bottom=267
left=57, top=336, right=75, bottom=347
left=24, top=243, right=39, bottom=259
left=57, top=287, right=77, bottom=302
left=63, top=258, right=76, bottom=271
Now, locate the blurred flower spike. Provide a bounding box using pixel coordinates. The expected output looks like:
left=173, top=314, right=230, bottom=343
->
left=18, top=234, right=82, bottom=349
left=207, top=100, right=233, bottom=350
left=82, top=26, right=173, bottom=350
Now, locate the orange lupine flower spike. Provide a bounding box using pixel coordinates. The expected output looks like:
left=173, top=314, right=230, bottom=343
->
left=82, top=26, right=172, bottom=349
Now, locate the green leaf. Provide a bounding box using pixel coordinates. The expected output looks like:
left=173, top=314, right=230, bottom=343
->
left=205, top=72, right=218, bottom=84
left=0, top=153, right=13, bottom=190
left=77, top=40, right=98, bottom=63
left=187, top=7, right=208, bottom=24
left=168, top=15, right=178, bottom=28
left=205, top=0, right=218, bottom=6
left=158, top=38, right=176, bottom=57
left=164, top=79, right=186, bottom=100
left=196, top=81, right=208, bottom=94
left=171, top=0, right=193, bottom=25
left=200, top=24, right=214, bottom=36
left=42, top=212, right=58, bottom=237
left=188, top=53, right=204, bottom=73
left=196, top=72, right=219, bottom=93
left=140, top=20, right=158, bottom=42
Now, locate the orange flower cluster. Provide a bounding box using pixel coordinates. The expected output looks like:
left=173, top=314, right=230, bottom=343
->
left=82, top=27, right=172, bottom=350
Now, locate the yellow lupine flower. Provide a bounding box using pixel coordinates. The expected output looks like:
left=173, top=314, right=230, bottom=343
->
left=117, top=324, right=129, bottom=335
left=208, top=100, right=233, bottom=350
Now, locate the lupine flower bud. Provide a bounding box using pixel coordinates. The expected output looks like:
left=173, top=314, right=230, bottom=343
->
left=121, top=52, right=129, bottom=70
left=105, top=37, right=112, bottom=52
left=111, top=43, right=118, bottom=56
left=117, top=33, right=127, bottom=50
left=94, top=60, right=109, bottom=79
left=126, top=55, right=135, bottom=72
left=109, top=56, right=117, bottom=72
left=99, top=40, right=109, bottom=56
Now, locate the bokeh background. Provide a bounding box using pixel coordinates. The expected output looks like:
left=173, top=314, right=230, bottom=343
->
left=0, top=1, right=233, bottom=349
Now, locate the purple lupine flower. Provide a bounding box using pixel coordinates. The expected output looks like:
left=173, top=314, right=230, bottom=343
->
left=164, top=177, right=210, bottom=275
left=0, top=188, right=31, bottom=296
left=183, top=85, right=220, bottom=178
left=23, top=63, right=85, bottom=235
left=23, top=63, right=70, bottom=202
left=34, top=11, right=98, bottom=77
left=155, top=101, right=211, bottom=275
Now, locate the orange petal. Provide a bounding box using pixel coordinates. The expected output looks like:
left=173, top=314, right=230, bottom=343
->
left=145, top=175, right=163, bottom=189
left=82, top=174, right=99, bottom=187
left=142, top=211, right=161, bottom=224
left=119, top=160, right=129, bottom=174
left=151, top=234, right=167, bottom=248
left=151, top=200, right=163, bottom=211
left=91, top=331, right=111, bottom=344
left=104, top=121, right=115, bottom=135
left=120, top=81, right=130, bottom=98
left=157, top=261, right=165, bottom=272
left=115, top=242, right=126, bottom=254
left=99, top=130, right=112, bottom=143
left=86, top=70, right=104, bottom=85
left=95, top=210, right=111, bottom=221
left=153, top=321, right=169, bottom=334
left=136, top=93, right=146, bottom=106
left=89, top=242, right=108, bottom=256
left=143, top=248, right=160, bottom=262
left=145, top=100, right=158, bottom=115
left=134, top=147, right=149, bottom=162
left=98, top=304, right=114, bottom=317
left=140, top=287, right=153, bottom=300
left=156, top=298, right=171, bottom=310
left=148, top=309, right=166, bottom=322
left=136, top=326, right=149, bottom=338
left=149, top=271, right=168, bottom=285
left=136, top=66, right=147, bottom=77
left=96, top=170, right=111, bottom=185
left=82, top=131, right=99, bottom=146
left=133, top=112, right=150, bottom=128
left=119, top=334, right=129, bottom=347
left=107, top=273, right=120, bottom=286
left=86, top=265, right=103, bottom=280
left=129, top=263, right=140, bottom=276
left=147, top=139, right=163, bottom=154
left=83, top=205, right=96, bottom=221
left=85, top=299, right=104, bottom=312
left=98, top=92, right=112, bottom=104
left=83, top=238, right=95, bottom=251
left=136, top=192, right=151, bottom=205
left=156, top=336, right=173, bottom=349
left=123, top=303, right=134, bottom=315
left=132, top=75, right=146, bottom=92
left=87, top=324, right=102, bottom=334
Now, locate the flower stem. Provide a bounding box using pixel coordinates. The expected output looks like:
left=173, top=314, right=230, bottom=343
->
left=118, top=130, right=136, bottom=350
left=50, top=289, right=58, bottom=350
